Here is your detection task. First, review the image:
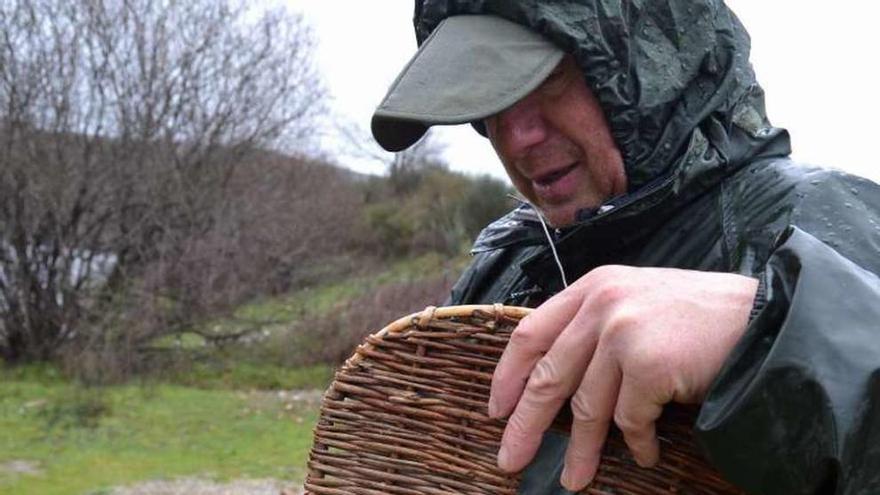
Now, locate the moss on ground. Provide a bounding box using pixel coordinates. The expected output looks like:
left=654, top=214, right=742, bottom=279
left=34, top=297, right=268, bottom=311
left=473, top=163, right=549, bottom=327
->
left=230, top=251, right=464, bottom=324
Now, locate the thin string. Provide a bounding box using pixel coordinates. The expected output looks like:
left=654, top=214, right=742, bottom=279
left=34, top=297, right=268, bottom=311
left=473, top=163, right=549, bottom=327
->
left=507, top=194, right=569, bottom=289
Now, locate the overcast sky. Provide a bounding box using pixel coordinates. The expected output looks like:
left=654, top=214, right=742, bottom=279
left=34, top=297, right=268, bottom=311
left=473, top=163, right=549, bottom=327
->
left=288, top=0, right=879, bottom=184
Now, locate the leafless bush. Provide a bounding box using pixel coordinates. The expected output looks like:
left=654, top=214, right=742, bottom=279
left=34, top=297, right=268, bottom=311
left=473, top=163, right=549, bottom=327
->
left=291, top=275, right=456, bottom=366
left=0, top=0, right=325, bottom=364
left=147, top=154, right=362, bottom=322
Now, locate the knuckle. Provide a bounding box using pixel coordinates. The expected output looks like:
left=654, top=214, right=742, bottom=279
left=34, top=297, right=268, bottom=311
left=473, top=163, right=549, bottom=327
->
left=517, top=312, right=535, bottom=328
left=602, top=306, right=640, bottom=343
left=569, top=392, right=607, bottom=426
left=590, top=277, right=631, bottom=310
left=544, top=288, right=589, bottom=317
left=613, top=410, right=643, bottom=436
left=508, top=324, right=539, bottom=349
left=524, top=359, right=566, bottom=400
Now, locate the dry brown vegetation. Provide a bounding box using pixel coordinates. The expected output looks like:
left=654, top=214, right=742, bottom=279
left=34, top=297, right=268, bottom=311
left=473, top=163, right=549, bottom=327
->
left=292, top=274, right=458, bottom=366
left=0, top=0, right=324, bottom=367
left=0, top=1, right=513, bottom=378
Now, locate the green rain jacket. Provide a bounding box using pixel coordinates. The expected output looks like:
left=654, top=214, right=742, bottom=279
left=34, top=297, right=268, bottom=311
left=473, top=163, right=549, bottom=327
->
left=412, top=0, right=880, bottom=493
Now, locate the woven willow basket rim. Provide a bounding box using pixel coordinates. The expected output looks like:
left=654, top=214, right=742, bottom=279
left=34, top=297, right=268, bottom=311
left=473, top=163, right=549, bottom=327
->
left=341, top=304, right=531, bottom=367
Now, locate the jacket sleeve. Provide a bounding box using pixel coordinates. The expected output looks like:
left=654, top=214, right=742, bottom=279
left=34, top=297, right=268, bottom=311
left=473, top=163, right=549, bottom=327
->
left=696, top=222, right=880, bottom=493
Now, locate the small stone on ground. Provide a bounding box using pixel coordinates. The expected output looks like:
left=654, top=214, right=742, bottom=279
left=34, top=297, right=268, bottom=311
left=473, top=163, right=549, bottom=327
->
left=0, top=460, right=43, bottom=476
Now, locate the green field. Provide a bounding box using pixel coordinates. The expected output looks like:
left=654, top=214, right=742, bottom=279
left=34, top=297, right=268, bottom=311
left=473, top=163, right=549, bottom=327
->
left=0, top=253, right=465, bottom=494
left=0, top=367, right=322, bottom=495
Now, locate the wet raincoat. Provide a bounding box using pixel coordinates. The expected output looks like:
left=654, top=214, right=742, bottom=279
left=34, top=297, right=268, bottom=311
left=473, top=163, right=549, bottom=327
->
left=412, top=0, right=880, bottom=493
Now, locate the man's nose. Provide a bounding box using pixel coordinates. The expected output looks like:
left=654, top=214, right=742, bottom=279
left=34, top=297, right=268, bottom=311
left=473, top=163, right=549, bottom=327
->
left=492, top=96, right=547, bottom=155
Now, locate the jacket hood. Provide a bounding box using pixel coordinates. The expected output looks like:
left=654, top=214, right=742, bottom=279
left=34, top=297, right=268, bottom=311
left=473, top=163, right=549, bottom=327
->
left=413, top=0, right=790, bottom=192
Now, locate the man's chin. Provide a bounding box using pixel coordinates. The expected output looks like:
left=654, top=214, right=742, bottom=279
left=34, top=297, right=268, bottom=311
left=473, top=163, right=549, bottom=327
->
left=538, top=205, right=579, bottom=229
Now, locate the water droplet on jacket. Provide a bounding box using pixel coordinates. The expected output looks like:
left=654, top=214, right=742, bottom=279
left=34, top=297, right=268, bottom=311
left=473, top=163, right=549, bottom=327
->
left=845, top=202, right=853, bottom=209
left=850, top=187, right=860, bottom=196
left=810, top=180, right=821, bottom=186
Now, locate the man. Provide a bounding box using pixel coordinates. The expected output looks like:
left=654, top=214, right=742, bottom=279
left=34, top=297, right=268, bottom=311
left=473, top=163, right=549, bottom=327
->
left=371, top=1, right=880, bottom=493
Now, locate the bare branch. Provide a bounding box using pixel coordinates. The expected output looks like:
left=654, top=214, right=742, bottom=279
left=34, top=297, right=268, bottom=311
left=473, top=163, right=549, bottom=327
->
left=0, top=0, right=328, bottom=363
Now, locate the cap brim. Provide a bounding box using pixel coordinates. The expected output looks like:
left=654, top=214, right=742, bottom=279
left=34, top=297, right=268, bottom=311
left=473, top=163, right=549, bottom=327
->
left=372, top=15, right=564, bottom=152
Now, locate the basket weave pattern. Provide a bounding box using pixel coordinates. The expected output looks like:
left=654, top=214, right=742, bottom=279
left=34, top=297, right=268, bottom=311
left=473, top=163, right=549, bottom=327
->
left=305, top=305, right=744, bottom=495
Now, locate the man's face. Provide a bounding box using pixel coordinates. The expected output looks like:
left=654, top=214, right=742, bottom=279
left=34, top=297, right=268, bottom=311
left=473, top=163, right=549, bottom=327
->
left=484, top=57, right=627, bottom=227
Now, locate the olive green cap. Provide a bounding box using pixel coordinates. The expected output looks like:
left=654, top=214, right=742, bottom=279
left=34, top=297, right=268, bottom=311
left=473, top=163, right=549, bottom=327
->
left=371, top=15, right=564, bottom=152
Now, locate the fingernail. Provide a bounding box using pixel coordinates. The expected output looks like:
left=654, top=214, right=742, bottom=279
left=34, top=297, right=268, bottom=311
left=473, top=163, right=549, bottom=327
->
left=498, top=444, right=511, bottom=471
left=561, top=464, right=592, bottom=492
left=634, top=451, right=659, bottom=468
left=559, top=466, right=571, bottom=491
left=487, top=395, right=498, bottom=418
left=561, top=465, right=581, bottom=491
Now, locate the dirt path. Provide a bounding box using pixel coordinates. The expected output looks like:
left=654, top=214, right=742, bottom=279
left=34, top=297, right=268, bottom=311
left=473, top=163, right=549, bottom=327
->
left=109, top=477, right=302, bottom=495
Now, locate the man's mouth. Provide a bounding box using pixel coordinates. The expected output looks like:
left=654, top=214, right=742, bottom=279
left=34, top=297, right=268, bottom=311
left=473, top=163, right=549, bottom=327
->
left=533, top=163, right=578, bottom=186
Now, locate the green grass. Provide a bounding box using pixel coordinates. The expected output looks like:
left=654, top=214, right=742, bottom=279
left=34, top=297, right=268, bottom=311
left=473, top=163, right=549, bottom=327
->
left=0, top=252, right=472, bottom=494
left=168, top=362, right=333, bottom=391
left=229, top=251, right=465, bottom=325
left=0, top=372, right=319, bottom=495
left=151, top=252, right=468, bottom=370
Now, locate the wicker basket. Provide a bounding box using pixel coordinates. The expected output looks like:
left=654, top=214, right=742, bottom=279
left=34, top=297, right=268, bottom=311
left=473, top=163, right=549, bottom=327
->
left=305, top=305, right=744, bottom=494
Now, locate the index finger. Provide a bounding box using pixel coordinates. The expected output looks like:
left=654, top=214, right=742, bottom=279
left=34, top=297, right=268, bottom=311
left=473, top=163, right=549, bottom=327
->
left=489, top=291, right=584, bottom=419
left=497, top=312, right=603, bottom=473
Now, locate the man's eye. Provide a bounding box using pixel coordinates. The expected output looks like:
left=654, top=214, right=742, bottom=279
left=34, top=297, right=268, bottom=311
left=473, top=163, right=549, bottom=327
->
left=539, top=68, right=567, bottom=95
left=546, top=67, right=564, bottom=82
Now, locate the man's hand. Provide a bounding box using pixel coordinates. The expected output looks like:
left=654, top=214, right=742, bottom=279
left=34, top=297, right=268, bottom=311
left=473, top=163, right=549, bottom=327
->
left=488, top=265, right=758, bottom=491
